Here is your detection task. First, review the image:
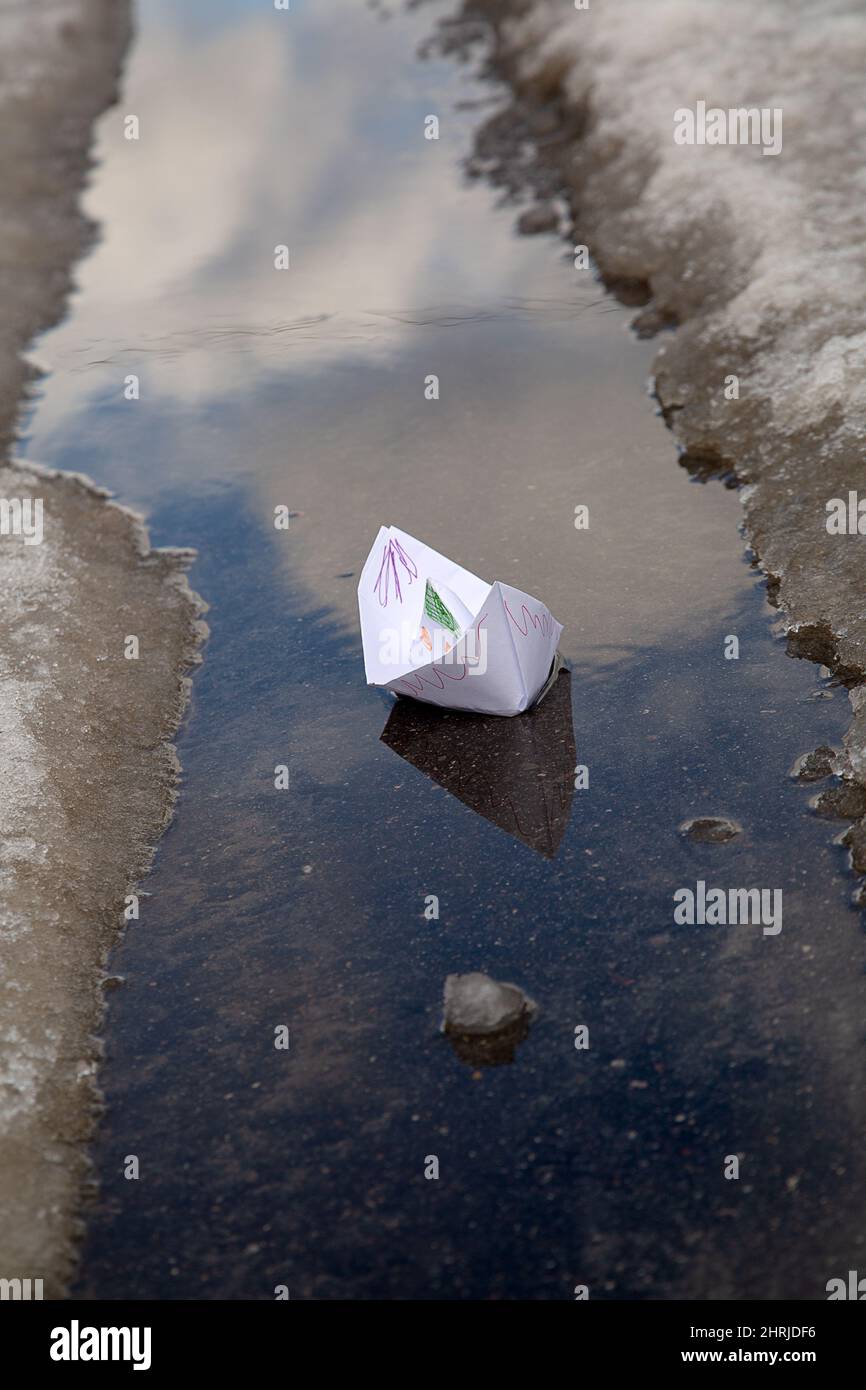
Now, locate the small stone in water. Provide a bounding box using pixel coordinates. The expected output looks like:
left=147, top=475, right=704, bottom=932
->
left=443, top=972, right=534, bottom=1036
left=812, top=782, right=866, bottom=820
left=791, top=745, right=838, bottom=782
left=678, top=816, right=741, bottom=844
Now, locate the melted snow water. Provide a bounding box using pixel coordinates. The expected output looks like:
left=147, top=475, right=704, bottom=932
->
left=20, top=0, right=866, bottom=1298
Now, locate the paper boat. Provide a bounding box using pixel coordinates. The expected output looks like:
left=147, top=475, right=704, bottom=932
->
left=357, top=525, right=564, bottom=716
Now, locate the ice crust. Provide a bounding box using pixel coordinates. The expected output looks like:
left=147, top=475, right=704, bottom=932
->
left=0, top=0, right=204, bottom=1296
left=488, top=0, right=866, bottom=793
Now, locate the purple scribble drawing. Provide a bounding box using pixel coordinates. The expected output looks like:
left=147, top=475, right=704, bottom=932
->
left=503, top=596, right=554, bottom=639
left=374, top=536, right=418, bottom=606
left=397, top=663, right=468, bottom=696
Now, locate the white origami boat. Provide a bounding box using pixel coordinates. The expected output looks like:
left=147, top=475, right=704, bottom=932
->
left=358, top=525, right=564, bottom=716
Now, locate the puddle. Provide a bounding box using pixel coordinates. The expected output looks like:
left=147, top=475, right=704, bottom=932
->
left=18, top=0, right=866, bottom=1299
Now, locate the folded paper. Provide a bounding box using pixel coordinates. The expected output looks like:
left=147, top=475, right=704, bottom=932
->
left=358, top=525, right=564, bottom=716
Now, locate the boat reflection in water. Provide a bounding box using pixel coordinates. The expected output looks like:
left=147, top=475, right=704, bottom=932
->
left=380, top=669, right=575, bottom=860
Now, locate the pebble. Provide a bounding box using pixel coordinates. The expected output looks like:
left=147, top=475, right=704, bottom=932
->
left=812, top=782, right=866, bottom=820
left=790, top=745, right=838, bottom=782
left=678, top=816, right=741, bottom=844
left=442, top=971, right=535, bottom=1036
